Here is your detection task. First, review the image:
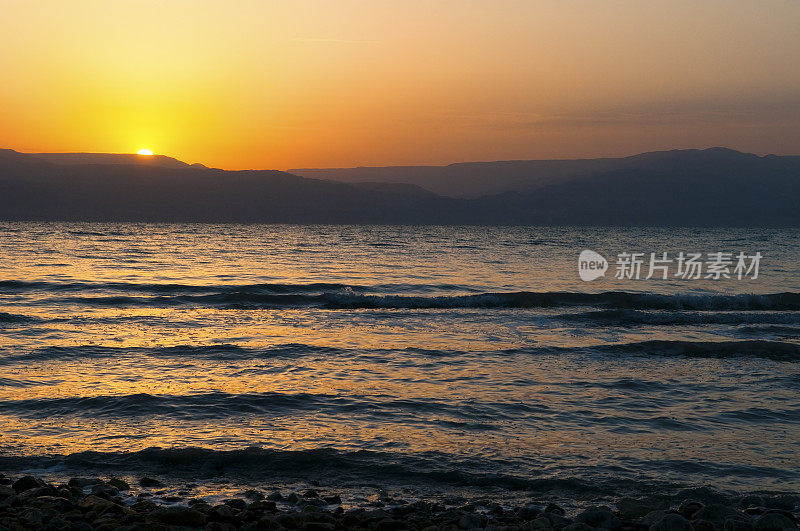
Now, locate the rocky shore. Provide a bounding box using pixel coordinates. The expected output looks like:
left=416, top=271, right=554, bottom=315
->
left=0, top=474, right=797, bottom=531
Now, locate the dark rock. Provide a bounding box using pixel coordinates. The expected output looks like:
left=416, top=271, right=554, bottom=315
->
left=249, top=500, right=278, bottom=512
left=576, top=507, right=621, bottom=530
left=676, top=489, right=733, bottom=507
left=618, top=498, right=672, bottom=520
left=90, top=483, right=118, bottom=498
left=724, top=517, right=754, bottom=531
left=275, top=513, right=300, bottom=528
left=458, top=512, right=483, bottom=529
left=286, top=493, right=300, bottom=504
left=754, top=513, right=796, bottom=531
left=150, top=506, right=207, bottom=527
left=517, top=507, right=542, bottom=520
left=650, top=514, right=694, bottom=531
left=563, top=524, right=594, bottom=531
left=139, top=477, right=163, bottom=488
left=107, top=478, right=130, bottom=491
left=692, top=519, right=717, bottom=531
left=638, top=511, right=672, bottom=526
left=266, top=491, right=283, bottom=501
left=55, top=486, right=74, bottom=500
left=375, top=520, right=407, bottom=531
left=78, top=494, right=132, bottom=517
left=224, top=498, right=248, bottom=511
left=762, top=496, right=798, bottom=512
left=67, top=478, right=103, bottom=488
left=305, top=522, right=335, bottom=531
left=131, top=499, right=158, bottom=513
left=302, top=498, right=326, bottom=508
left=323, top=494, right=342, bottom=505
left=738, top=496, right=764, bottom=509
left=244, top=489, right=265, bottom=501
left=209, top=504, right=240, bottom=524
left=21, top=485, right=56, bottom=498
left=678, top=501, right=706, bottom=520
left=692, top=505, right=745, bottom=526
left=29, top=495, right=74, bottom=512
left=548, top=513, right=573, bottom=528
left=545, top=504, right=566, bottom=516
left=12, top=476, right=45, bottom=493
left=303, top=489, right=319, bottom=498
left=77, top=494, right=115, bottom=510
left=257, top=516, right=283, bottom=530
left=533, top=516, right=554, bottom=529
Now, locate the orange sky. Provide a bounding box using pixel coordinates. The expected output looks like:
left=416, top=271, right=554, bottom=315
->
left=2, top=0, right=799, bottom=170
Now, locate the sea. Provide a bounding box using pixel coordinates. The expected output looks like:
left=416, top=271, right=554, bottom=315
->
left=1, top=223, right=798, bottom=507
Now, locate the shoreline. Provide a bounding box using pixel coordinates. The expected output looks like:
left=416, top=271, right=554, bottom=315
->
left=1, top=474, right=797, bottom=530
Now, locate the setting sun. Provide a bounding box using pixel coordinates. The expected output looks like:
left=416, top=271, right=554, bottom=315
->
left=137, top=149, right=153, bottom=156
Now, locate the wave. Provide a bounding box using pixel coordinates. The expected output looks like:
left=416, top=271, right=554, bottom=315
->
left=0, top=377, right=62, bottom=388
left=0, top=447, right=795, bottom=499
left=0, top=312, right=41, bottom=324
left=0, top=279, right=367, bottom=295
left=0, top=446, right=638, bottom=494
left=4, top=279, right=799, bottom=310
left=2, top=339, right=799, bottom=370
left=582, top=339, right=800, bottom=361
left=0, top=343, right=343, bottom=365
left=25, top=290, right=800, bottom=311
left=560, top=309, right=800, bottom=326
left=737, top=325, right=800, bottom=337
left=0, top=279, right=481, bottom=296
left=0, top=390, right=508, bottom=426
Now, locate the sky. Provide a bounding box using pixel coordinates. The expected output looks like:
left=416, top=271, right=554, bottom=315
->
left=1, top=0, right=799, bottom=170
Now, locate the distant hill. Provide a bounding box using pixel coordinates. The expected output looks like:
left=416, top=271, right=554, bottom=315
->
left=291, top=147, right=800, bottom=200
left=291, top=158, right=621, bottom=198
left=29, top=152, right=206, bottom=169
left=0, top=147, right=798, bottom=225
left=465, top=148, right=800, bottom=226
left=0, top=149, right=451, bottom=223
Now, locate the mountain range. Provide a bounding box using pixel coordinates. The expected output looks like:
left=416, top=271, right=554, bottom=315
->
left=1, top=147, right=798, bottom=225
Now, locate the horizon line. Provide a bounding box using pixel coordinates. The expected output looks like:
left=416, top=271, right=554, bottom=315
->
left=4, top=145, right=797, bottom=173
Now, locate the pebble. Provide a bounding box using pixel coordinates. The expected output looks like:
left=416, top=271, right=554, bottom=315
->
left=0, top=475, right=795, bottom=531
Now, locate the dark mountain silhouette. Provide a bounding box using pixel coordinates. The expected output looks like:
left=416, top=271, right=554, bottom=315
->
left=465, top=148, right=800, bottom=226
left=0, top=147, right=798, bottom=225
left=29, top=152, right=207, bottom=169
left=0, top=149, right=452, bottom=223
left=291, top=158, right=622, bottom=198
left=291, top=147, right=800, bottom=200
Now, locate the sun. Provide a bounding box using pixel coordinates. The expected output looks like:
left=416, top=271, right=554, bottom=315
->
left=136, top=148, right=154, bottom=156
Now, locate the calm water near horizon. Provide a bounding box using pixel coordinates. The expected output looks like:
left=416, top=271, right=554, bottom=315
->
left=1, top=223, right=799, bottom=506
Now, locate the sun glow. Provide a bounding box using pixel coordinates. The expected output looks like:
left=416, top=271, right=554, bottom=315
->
left=137, top=149, right=154, bottom=156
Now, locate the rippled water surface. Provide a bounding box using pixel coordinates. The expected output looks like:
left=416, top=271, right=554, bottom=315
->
left=1, top=223, right=799, bottom=501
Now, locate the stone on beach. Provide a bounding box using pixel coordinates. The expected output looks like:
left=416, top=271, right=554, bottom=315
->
left=11, top=476, right=45, bottom=493
left=755, top=512, right=796, bottom=531
left=0, top=474, right=797, bottom=531
left=650, top=513, right=695, bottom=531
